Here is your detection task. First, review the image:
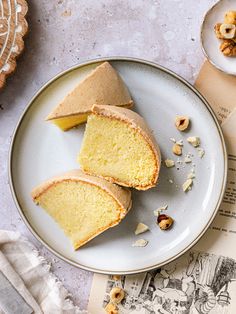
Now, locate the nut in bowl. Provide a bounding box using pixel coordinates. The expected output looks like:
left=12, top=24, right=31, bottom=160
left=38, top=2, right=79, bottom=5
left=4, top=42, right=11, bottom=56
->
left=214, top=12, right=236, bottom=56
left=201, top=0, right=236, bottom=75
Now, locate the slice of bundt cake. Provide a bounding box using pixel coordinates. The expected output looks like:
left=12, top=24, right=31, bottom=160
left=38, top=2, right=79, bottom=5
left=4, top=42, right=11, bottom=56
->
left=78, top=105, right=161, bottom=190
left=31, top=170, right=131, bottom=250
left=46, top=62, right=133, bottom=131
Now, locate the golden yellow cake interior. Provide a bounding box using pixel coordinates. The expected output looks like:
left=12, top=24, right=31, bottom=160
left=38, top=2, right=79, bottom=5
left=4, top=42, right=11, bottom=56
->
left=78, top=105, right=161, bottom=190
left=46, top=62, right=133, bottom=131
left=31, top=170, right=131, bottom=250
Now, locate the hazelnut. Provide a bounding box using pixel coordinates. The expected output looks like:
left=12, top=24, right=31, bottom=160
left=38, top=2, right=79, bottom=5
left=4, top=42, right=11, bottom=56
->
left=187, top=172, right=195, bottom=179
left=224, top=11, right=236, bottom=25
left=214, top=23, right=224, bottom=39
left=157, top=214, right=174, bottom=230
left=105, top=303, right=118, bottom=314
left=172, top=144, right=182, bottom=156
left=110, top=287, right=125, bottom=304
left=175, top=115, right=190, bottom=131
left=220, top=23, right=236, bottom=39
left=220, top=39, right=236, bottom=56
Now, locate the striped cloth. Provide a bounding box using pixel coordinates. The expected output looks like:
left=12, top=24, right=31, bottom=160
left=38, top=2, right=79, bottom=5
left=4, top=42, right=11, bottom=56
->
left=0, top=230, right=87, bottom=314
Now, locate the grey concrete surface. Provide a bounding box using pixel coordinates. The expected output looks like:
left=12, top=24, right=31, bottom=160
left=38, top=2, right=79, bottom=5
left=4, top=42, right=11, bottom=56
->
left=0, top=0, right=217, bottom=310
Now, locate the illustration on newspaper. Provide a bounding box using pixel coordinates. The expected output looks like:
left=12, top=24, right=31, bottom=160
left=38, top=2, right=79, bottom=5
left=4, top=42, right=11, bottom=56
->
left=103, top=251, right=236, bottom=314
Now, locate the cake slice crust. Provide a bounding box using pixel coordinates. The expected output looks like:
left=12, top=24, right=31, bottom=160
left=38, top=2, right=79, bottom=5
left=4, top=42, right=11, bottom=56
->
left=31, top=170, right=131, bottom=249
left=46, top=62, right=133, bottom=130
left=78, top=105, right=161, bottom=190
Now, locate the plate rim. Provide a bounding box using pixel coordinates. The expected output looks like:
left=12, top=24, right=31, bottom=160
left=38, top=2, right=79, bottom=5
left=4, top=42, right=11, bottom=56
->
left=200, top=0, right=236, bottom=76
left=8, top=56, right=228, bottom=275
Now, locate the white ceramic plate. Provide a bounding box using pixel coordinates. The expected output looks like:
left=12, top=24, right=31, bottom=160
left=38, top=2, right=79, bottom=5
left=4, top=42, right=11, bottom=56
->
left=201, top=0, right=236, bottom=75
left=9, top=58, right=227, bottom=274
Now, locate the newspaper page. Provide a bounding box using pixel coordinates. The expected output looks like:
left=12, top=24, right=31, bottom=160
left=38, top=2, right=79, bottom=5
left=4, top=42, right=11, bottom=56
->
left=194, top=61, right=236, bottom=124
left=88, top=110, right=236, bottom=314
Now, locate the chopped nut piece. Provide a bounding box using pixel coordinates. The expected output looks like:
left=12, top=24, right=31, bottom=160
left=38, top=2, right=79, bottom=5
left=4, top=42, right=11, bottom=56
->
left=170, top=137, right=176, bottom=143
left=176, top=139, right=183, bottom=146
left=157, top=214, right=174, bottom=230
left=154, top=205, right=168, bottom=216
left=184, top=155, right=192, bottom=163
left=110, top=287, right=125, bottom=304
left=187, top=136, right=200, bottom=147
left=220, top=23, right=236, bottom=39
left=112, top=275, right=121, bottom=281
left=165, top=159, right=175, bottom=168
left=214, top=23, right=224, bottom=39
left=187, top=172, right=195, bottom=179
left=197, top=147, right=205, bottom=158
left=182, top=178, right=193, bottom=192
left=132, top=239, right=148, bottom=247
left=135, top=223, right=149, bottom=235
left=172, top=143, right=182, bottom=156
left=175, top=116, right=190, bottom=131
left=224, top=11, right=236, bottom=25
left=105, top=303, right=118, bottom=314
left=168, top=179, right=173, bottom=184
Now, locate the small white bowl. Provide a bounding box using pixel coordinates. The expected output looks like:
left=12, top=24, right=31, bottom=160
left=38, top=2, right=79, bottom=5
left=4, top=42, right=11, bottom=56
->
left=201, top=0, right=236, bottom=76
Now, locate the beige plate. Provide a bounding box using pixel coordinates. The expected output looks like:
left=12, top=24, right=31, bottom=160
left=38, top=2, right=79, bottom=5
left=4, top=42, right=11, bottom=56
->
left=9, top=57, right=227, bottom=275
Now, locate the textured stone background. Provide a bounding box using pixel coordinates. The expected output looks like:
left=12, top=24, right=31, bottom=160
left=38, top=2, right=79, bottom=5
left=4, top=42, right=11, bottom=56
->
left=0, top=0, right=217, bottom=310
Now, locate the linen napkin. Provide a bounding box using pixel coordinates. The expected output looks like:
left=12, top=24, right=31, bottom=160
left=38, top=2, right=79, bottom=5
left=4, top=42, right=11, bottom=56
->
left=0, top=229, right=87, bottom=314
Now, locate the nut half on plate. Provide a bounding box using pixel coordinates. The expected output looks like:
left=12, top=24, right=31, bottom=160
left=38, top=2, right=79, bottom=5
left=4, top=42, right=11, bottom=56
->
left=175, top=116, right=190, bottom=131
left=157, top=214, right=174, bottom=230
left=105, top=303, right=118, bottom=314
